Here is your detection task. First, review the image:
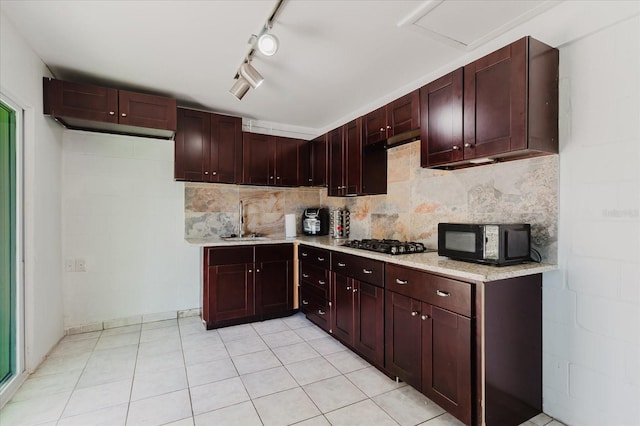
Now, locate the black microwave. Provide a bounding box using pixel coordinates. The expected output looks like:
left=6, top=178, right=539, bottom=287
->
left=438, top=223, right=531, bottom=266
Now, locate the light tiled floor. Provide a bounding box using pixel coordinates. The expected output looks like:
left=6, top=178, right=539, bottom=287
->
left=0, top=313, right=563, bottom=426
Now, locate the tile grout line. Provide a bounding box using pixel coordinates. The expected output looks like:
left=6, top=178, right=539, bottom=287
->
left=177, top=318, right=197, bottom=425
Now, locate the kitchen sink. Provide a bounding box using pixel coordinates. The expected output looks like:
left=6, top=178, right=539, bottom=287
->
left=222, top=236, right=271, bottom=241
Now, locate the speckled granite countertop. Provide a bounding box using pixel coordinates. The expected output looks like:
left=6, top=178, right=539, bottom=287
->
left=186, top=235, right=557, bottom=283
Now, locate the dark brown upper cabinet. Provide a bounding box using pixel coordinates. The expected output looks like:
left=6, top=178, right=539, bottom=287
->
left=43, top=77, right=176, bottom=139
left=421, top=36, right=558, bottom=169
left=420, top=68, right=464, bottom=167
left=242, top=132, right=303, bottom=187
left=363, top=90, right=421, bottom=146
left=309, top=134, right=328, bottom=187
left=328, top=119, right=363, bottom=196
left=174, top=108, right=242, bottom=183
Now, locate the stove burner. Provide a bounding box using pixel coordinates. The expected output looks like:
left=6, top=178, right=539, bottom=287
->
left=342, top=239, right=429, bottom=255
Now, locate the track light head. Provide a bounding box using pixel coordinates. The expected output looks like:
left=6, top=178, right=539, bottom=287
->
left=257, top=33, right=279, bottom=56
left=229, top=77, right=250, bottom=100
left=239, top=62, right=264, bottom=89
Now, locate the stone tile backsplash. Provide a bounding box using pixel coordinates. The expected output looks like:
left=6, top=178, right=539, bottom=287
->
left=185, top=141, right=558, bottom=262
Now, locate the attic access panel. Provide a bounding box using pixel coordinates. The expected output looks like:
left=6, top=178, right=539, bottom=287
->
left=398, top=0, right=559, bottom=50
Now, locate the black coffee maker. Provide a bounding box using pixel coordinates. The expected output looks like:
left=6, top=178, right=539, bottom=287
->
left=302, top=208, right=329, bottom=236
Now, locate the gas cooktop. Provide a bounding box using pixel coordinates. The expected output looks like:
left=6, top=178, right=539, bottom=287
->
left=341, top=239, right=433, bottom=255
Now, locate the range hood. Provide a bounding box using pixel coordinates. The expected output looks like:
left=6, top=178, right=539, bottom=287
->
left=385, top=128, right=421, bottom=148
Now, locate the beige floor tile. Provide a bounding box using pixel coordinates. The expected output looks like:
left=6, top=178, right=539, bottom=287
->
left=252, top=387, right=321, bottom=426
left=294, top=325, right=328, bottom=342
left=56, top=403, right=128, bottom=426
left=373, top=386, right=445, bottom=425
left=346, top=366, right=406, bottom=397
left=240, top=366, right=298, bottom=398
left=94, top=331, right=140, bottom=351
left=232, top=349, right=282, bottom=375
left=0, top=392, right=71, bottom=426
left=10, top=369, right=81, bottom=401
left=62, top=379, right=132, bottom=418
left=218, top=323, right=259, bottom=342
left=285, top=356, right=341, bottom=385
left=260, top=330, right=304, bottom=349
left=325, top=399, right=399, bottom=426
left=190, top=377, right=250, bottom=415
left=126, top=389, right=192, bottom=426
left=194, top=401, right=262, bottom=426
left=272, top=341, right=320, bottom=365
left=131, top=366, right=188, bottom=401
left=186, top=357, right=238, bottom=387
left=224, top=336, right=269, bottom=356
left=303, top=375, right=367, bottom=413
left=324, top=349, right=370, bottom=373
left=251, top=318, right=290, bottom=335
left=307, top=336, right=347, bottom=355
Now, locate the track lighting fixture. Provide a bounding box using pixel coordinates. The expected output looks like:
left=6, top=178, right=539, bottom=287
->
left=239, top=62, right=264, bottom=89
left=228, top=0, right=285, bottom=100
left=229, top=76, right=250, bottom=100
left=257, top=32, right=279, bottom=56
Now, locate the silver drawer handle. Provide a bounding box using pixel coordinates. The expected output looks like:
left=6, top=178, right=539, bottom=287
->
left=318, top=309, right=326, bottom=315
left=395, top=279, right=408, bottom=285
left=318, top=280, right=326, bottom=285
left=421, top=314, right=430, bottom=320
left=302, top=300, right=309, bottom=305
left=362, top=269, right=373, bottom=274
left=302, top=273, right=309, bottom=278
left=411, top=311, right=419, bottom=317
left=338, top=262, right=346, bottom=267
left=346, top=286, right=352, bottom=290
left=317, top=257, right=325, bottom=261
left=301, top=252, right=308, bottom=257
left=436, top=290, right=450, bottom=297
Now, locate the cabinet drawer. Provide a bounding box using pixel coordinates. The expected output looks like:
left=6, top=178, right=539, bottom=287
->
left=332, top=252, right=384, bottom=287
left=206, top=246, right=254, bottom=266
left=300, top=285, right=330, bottom=331
left=255, top=244, right=293, bottom=262
left=298, top=245, right=330, bottom=268
left=300, top=263, right=329, bottom=295
left=386, top=264, right=472, bottom=317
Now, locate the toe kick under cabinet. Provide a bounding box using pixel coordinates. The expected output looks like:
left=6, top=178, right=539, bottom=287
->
left=202, top=244, right=294, bottom=329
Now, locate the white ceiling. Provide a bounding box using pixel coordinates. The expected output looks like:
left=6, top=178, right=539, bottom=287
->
left=1, top=0, right=639, bottom=138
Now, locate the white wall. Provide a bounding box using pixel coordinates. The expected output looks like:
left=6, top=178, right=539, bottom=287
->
left=542, top=15, right=640, bottom=425
left=0, top=12, right=64, bottom=370
left=61, top=131, right=200, bottom=329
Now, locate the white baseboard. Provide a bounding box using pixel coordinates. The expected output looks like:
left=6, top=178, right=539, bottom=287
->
left=65, top=308, right=202, bottom=335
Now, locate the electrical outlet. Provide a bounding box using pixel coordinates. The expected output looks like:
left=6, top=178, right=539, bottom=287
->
left=75, top=258, right=86, bottom=272
left=64, top=259, right=74, bottom=272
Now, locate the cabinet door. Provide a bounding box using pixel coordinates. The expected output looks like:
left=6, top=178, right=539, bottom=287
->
left=343, top=119, right=362, bottom=195
left=118, top=90, right=177, bottom=130
left=385, top=291, right=422, bottom=390
left=243, top=133, right=275, bottom=185
left=207, top=264, right=254, bottom=322
left=276, top=137, right=301, bottom=187
left=256, top=259, right=293, bottom=317
left=211, top=114, right=242, bottom=183
left=310, top=134, right=327, bottom=186
left=44, top=78, right=118, bottom=123
left=422, top=304, right=472, bottom=426
left=332, top=273, right=354, bottom=345
left=420, top=68, right=463, bottom=167
left=388, top=90, right=420, bottom=136
left=175, top=108, right=210, bottom=181
left=298, top=140, right=311, bottom=186
left=354, top=281, right=384, bottom=367
left=464, top=38, right=527, bottom=159
left=327, top=127, right=344, bottom=196
left=363, top=105, right=388, bottom=146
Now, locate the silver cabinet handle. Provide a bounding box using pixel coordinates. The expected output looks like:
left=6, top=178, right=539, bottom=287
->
left=436, top=290, right=450, bottom=297
left=248, top=269, right=252, bottom=273
left=346, top=286, right=352, bottom=290
left=277, top=177, right=281, bottom=180
left=379, top=127, right=385, bottom=132
left=464, top=143, right=472, bottom=148
left=318, top=309, right=326, bottom=315
left=386, top=125, right=391, bottom=129
left=452, top=145, right=460, bottom=150
left=302, top=273, right=309, bottom=278
left=411, top=311, right=419, bottom=317
left=338, top=262, right=346, bottom=267
left=270, top=176, right=274, bottom=179
left=256, top=269, right=260, bottom=273
left=302, top=300, right=309, bottom=305
left=121, top=113, right=127, bottom=117
left=317, top=257, right=325, bottom=261
left=204, top=171, right=209, bottom=175
left=395, top=279, right=408, bottom=285
left=318, top=280, right=326, bottom=285
left=421, top=314, right=430, bottom=320
left=301, top=252, right=308, bottom=257
left=212, top=171, right=217, bottom=175
left=362, top=269, right=373, bottom=274
left=353, top=288, right=358, bottom=293
left=109, top=111, right=115, bottom=116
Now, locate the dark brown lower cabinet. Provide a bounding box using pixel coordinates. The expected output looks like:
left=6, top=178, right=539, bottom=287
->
left=203, top=244, right=293, bottom=329
left=385, top=290, right=472, bottom=425
left=298, top=245, right=332, bottom=332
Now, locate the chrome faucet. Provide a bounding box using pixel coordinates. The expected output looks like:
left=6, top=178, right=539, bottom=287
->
left=238, top=200, right=244, bottom=238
